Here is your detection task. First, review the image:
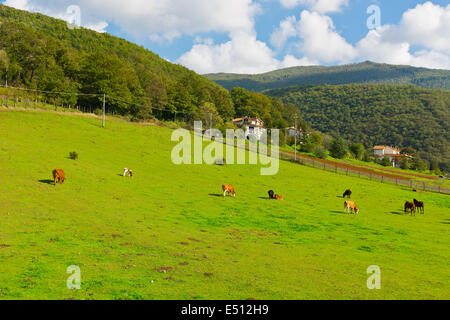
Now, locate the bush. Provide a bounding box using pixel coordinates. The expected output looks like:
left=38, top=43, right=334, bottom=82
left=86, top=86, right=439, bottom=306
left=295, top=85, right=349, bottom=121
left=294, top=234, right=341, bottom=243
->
left=400, top=157, right=410, bottom=170
left=350, top=143, right=365, bottom=160
left=93, top=108, right=103, bottom=116
left=69, top=151, right=79, bottom=160
left=362, top=151, right=372, bottom=162
left=314, top=146, right=327, bottom=159
left=329, top=138, right=348, bottom=159
left=380, top=157, right=391, bottom=167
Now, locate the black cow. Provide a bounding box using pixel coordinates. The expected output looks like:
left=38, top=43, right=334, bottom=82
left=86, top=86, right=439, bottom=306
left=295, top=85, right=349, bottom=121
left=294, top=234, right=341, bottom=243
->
left=343, top=189, right=352, bottom=199
left=268, top=190, right=275, bottom=199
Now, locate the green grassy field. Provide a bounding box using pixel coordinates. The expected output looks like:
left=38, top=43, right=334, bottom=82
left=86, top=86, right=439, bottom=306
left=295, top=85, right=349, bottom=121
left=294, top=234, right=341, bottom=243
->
left=0, top=110, right=449, bottom=300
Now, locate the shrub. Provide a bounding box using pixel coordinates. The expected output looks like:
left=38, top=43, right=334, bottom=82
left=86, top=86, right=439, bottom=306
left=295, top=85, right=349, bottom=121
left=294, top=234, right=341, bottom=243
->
left=380, top=157, right=391, bottom=167
left=69, top=151, right=79, bottom=160
left=314, top=146, right=327, bottom=159
left=400, top=157, right=410, bottom=170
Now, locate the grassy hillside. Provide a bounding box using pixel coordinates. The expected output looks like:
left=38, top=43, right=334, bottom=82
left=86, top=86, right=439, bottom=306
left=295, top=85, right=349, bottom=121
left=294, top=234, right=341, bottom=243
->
left=0, top=110, right=449, bottom=300
left=205, top=61, right=450, bottom=91
left=266, top=84, right=450, bottom=172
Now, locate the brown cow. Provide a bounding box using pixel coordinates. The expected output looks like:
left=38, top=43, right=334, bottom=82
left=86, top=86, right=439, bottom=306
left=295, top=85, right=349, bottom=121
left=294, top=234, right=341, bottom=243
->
left=222, top=184, right=236, bottom=197
left=53, top=169, right=66, bottom=185
left=344, top=201, right=359, bottom=214
left=404, top=201, right=416, bottom=216
left=274, top=194, right=284, bottom=200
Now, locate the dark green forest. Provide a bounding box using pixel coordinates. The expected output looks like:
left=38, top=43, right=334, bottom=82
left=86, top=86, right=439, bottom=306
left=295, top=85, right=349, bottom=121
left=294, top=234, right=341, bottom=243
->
left=267, top=84, right=450, bottom=171
left=206, top=61, right=450, bottom=92
left=0, top=5, right=295, bottom=127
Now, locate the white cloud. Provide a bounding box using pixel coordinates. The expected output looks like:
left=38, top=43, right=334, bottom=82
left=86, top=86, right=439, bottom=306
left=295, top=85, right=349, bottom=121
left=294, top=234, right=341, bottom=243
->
left=297, top=10, right=357, bottom=63
left=270, top=16, right=298, bottom=50
left=178, top=30, right=315, bottom=74
left=268, top=2, right=450, bottom=71
left=279, top=0, right=349, bottom=14
left=356, top=2, right=450, bottom=69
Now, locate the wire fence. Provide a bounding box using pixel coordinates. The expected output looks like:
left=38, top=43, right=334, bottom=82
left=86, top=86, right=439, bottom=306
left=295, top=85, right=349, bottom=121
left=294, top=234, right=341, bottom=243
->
left=278, top=150, right=450, bottom=195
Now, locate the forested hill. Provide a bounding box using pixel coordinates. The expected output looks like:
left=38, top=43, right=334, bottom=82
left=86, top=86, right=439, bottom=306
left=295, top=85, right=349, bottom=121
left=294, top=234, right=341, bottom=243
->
left=0, top=5, right=237, bottom=120
left=205, top=62, right=450, bottom=92
left=267, top=84, right=450, bottom=170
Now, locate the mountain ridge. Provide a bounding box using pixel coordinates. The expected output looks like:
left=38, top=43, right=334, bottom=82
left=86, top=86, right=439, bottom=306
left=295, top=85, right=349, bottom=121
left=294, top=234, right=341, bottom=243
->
left=205, top=61, right=450, bottom=91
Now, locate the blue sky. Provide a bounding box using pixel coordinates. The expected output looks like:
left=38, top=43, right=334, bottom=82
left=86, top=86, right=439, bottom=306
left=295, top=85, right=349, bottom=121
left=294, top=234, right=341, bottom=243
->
left=2, top=0, right=450, bottom=73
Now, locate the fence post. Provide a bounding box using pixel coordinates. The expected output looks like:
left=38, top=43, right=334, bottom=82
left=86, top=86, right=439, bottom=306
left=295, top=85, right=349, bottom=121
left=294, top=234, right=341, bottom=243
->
left=381, top=176, right=384, bottom=183
left=6, top=94, right=8, bottom=108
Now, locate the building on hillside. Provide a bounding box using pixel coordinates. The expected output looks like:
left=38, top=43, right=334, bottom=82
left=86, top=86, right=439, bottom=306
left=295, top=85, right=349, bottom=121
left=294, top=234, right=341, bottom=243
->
left=285, top=126, right=303, bottom=139
left=232, top=116, right=267, bottom=141
left=373, top=145, right=411, bottom=167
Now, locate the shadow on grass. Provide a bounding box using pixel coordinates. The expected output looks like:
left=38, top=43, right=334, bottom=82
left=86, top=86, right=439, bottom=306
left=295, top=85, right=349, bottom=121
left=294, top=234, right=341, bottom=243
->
left=390, top=211, right=405, bottom=215
left=330, top=211, right=344, bottom=214
left=258, top=197, right=272, bottom=200
left=39, top=179, right=54, bottom=185
left=208, top=194, right=224, bottom=198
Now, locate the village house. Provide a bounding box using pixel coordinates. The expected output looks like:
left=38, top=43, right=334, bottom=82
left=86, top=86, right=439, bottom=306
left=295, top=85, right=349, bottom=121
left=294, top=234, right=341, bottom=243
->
left=285, top=126, right=303, bottom=139
left=232, top=116, right=267, bottom=141
left=373, top=145, right=411, bottom=167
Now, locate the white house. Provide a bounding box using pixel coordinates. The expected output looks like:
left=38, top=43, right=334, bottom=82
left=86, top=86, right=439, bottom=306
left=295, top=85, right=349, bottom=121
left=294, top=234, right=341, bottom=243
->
left=232, top=117, right=267, bottom=141
left=373, top=146, right=411, bottom=167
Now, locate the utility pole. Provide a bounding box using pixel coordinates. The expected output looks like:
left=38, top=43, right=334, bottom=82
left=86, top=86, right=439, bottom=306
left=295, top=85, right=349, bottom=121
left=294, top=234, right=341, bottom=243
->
left=102, top=93, right=106, bottom=128
left=294, top=114, right=298, bottom=161
left=210, top=113, right=213, bottom=131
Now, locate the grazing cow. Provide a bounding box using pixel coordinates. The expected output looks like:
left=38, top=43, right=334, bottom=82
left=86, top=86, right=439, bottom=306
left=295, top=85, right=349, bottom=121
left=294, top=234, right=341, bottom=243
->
left=413, top=199, right=424, bottom=214
left=123, top=168, right=133, bottom=177
left=268, top=190, right=275, bottom=199
left=343, top=189, right=352, bottom=199
left=52, top=169, right=66, bottom=185
left=344, top=201, right=359, bottom=214
left=222, top=184, right=236, bottom=197
left=404, top=201, right=416, bottom=216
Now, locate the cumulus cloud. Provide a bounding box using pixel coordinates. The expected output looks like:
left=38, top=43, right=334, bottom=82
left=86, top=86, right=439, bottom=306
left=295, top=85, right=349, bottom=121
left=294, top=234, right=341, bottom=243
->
left=279, top=0, right=349, bottom=14
left=178, top=30, right=316, bottom=74
left=270, top=16, right=298, bottom=50
left=356, top=2, right=450, bottom=69
left=269, top=2, right=450, bottom=71
left=269, top=10, right=357, bottom=65
left=297, top=10, right=357, bottom=63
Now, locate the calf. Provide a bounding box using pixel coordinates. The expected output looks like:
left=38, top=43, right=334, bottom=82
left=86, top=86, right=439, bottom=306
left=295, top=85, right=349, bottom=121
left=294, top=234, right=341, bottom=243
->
left=343, top=189, right=352, bottom=199
left=52, top=169, right=66, bottom=186
left=274, top=194, right=284, bottom=200
left=344, top=201, right=359, bottom=214
left=222, top=184, right=236, bottom=197
left=123, top=168, right=133, bottom=177
left=404, top=201, right=416, bottom=216
left=413, top=199, right=424, bottom=214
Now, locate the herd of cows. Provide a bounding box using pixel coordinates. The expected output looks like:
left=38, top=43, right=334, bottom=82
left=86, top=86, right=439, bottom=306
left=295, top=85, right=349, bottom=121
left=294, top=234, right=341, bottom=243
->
left=52, top=169, right=425, bottom=216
